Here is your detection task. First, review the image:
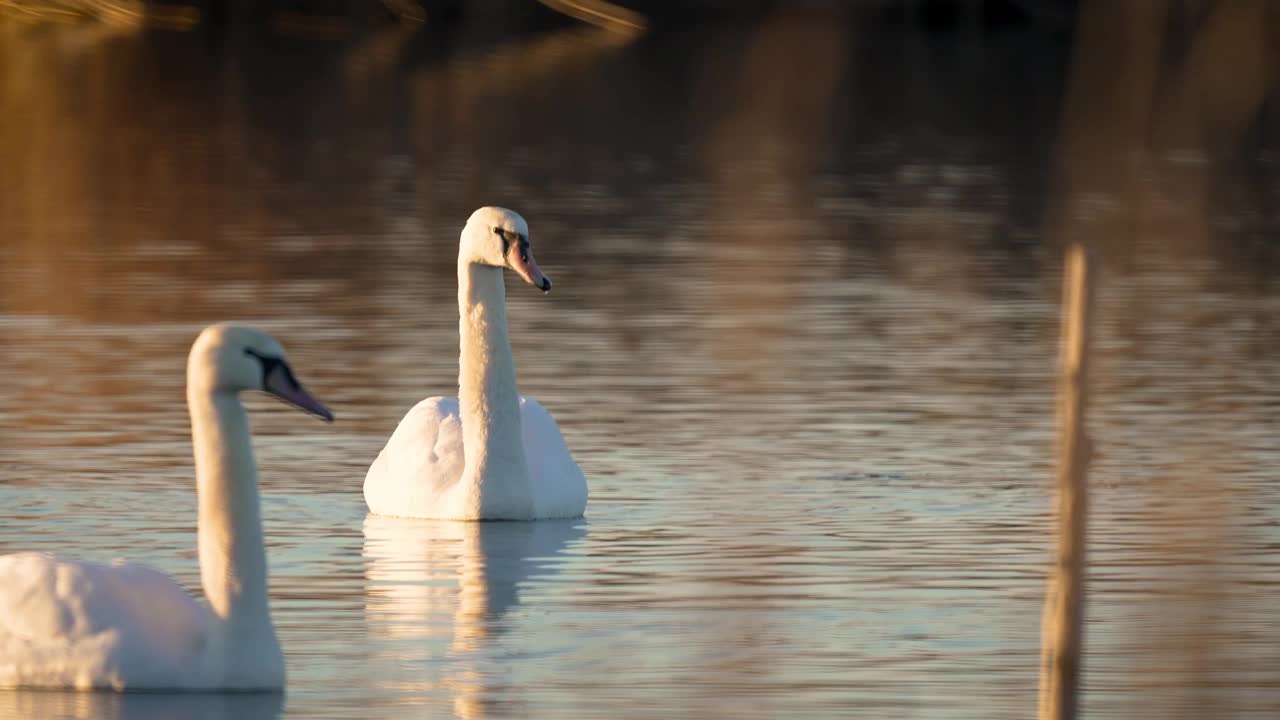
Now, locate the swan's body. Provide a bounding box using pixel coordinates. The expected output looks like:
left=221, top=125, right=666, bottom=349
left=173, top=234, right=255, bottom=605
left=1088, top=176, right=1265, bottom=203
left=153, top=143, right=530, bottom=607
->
left=364, top=207, right=587, bottom=521
left=0, top=555, right=213, bottom=690
left=365, top=396, right=586, bottom=520
left=0, top=324, right=332, bottom=691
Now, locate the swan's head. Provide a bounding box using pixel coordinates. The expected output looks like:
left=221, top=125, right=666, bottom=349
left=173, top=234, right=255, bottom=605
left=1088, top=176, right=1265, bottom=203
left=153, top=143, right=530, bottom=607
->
left=187, top=324, right=334, bottom=421
left=461, top=206, right=552, bottom=293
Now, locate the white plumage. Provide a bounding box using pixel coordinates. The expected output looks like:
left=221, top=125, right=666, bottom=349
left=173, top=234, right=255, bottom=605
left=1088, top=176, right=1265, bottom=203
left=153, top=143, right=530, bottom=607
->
left=0, top=324, right=332, bottom=691
left=365, top=396, right=587, bottom=520
left=0, top=555, right=209, bottom=690
left=364, top=207, right=587, bottom=520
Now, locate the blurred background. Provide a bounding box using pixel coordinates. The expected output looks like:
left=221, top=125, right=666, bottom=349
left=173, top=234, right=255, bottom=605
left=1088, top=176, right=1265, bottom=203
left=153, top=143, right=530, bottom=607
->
left=0, top=1, right=1278, bottom=719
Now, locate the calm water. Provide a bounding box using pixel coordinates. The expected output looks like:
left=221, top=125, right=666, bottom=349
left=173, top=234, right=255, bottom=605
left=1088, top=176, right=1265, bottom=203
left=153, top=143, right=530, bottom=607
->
left=1, top=6, right=1279, bottom=719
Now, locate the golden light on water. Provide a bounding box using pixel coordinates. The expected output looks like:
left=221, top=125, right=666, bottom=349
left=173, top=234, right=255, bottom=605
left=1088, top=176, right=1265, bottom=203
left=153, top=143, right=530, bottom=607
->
left=538, top=0, right=647, bottom=36
left=0, top=2, right=1277, bottom=718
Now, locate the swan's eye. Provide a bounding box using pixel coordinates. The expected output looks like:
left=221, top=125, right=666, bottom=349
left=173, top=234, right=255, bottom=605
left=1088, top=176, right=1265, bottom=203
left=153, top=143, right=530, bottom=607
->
left=493, top=227, right=509, bottom=254
left=244, top=348, right=294, bottom=388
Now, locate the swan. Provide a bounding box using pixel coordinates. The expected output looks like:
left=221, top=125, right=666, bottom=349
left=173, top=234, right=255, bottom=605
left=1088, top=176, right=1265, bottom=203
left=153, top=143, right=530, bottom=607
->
left=0, top=324, right=333, bottom=691
left=364, top=206, right=587, bottom=521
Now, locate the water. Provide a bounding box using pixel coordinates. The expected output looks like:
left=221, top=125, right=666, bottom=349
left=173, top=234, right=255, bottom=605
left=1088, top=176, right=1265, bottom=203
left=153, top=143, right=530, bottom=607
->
left=1, top=6, right=1279, bottom=719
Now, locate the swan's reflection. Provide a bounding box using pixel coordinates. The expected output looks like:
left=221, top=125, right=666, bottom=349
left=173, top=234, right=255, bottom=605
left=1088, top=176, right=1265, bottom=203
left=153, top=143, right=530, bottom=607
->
left=0, top=690, right=283, bottom=720
left=362, top=515, right=585, bottom=717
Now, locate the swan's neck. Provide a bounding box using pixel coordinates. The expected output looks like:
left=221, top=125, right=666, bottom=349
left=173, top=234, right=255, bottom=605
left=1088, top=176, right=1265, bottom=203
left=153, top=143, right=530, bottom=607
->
left=458, top=261, right=534, bottom=518
left=188, top=389, right=276, bottom=639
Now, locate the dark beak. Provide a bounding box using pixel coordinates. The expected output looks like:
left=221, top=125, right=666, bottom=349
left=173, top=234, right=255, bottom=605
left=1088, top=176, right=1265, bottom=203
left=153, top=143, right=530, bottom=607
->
left=264, top=363, right=334, bottom=422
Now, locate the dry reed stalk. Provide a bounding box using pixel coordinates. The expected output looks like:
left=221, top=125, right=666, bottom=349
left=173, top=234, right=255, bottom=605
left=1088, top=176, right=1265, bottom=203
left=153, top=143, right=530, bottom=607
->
left=1038, top=243, right=1095, bottom=720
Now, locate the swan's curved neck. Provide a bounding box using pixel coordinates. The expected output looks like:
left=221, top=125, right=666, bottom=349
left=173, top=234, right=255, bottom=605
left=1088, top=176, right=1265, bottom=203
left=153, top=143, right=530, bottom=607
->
left=458, top=261, right=534, bottom=518
left=188, top=388, right=275, bottom=636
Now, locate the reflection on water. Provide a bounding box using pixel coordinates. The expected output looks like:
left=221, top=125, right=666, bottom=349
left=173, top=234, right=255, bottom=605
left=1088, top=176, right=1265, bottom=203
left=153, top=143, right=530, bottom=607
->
left=0, top=3, right=1278, bottom=719
left=362, top=516, right=585, bottom=718
left=0, top=690, right=283, bottom=720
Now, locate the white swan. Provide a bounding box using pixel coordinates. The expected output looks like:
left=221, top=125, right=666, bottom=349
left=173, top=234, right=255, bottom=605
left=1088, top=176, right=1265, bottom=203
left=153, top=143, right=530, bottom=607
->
left=0, top=324, right=333, bottom=691
left=364, top=206, right=587, bottom=521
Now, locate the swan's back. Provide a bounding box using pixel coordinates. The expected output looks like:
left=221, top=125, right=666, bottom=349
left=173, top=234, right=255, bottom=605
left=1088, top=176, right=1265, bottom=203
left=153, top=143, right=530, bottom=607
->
left=0, top=553, right=209, bottom=690
left=519, top=397, right=588, bottom=519
left=364, top=397, right=468, bottom=518
left=364, top=396, right=586, bottom=520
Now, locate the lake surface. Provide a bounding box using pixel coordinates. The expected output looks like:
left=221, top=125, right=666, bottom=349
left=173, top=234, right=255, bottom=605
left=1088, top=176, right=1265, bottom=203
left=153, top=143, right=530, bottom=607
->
left=1, top=5, right=1278, bottom=719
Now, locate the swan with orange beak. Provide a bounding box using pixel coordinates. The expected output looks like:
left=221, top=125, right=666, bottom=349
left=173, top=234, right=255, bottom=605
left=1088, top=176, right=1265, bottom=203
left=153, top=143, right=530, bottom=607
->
left=365, top=207, right=587, bottom=521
